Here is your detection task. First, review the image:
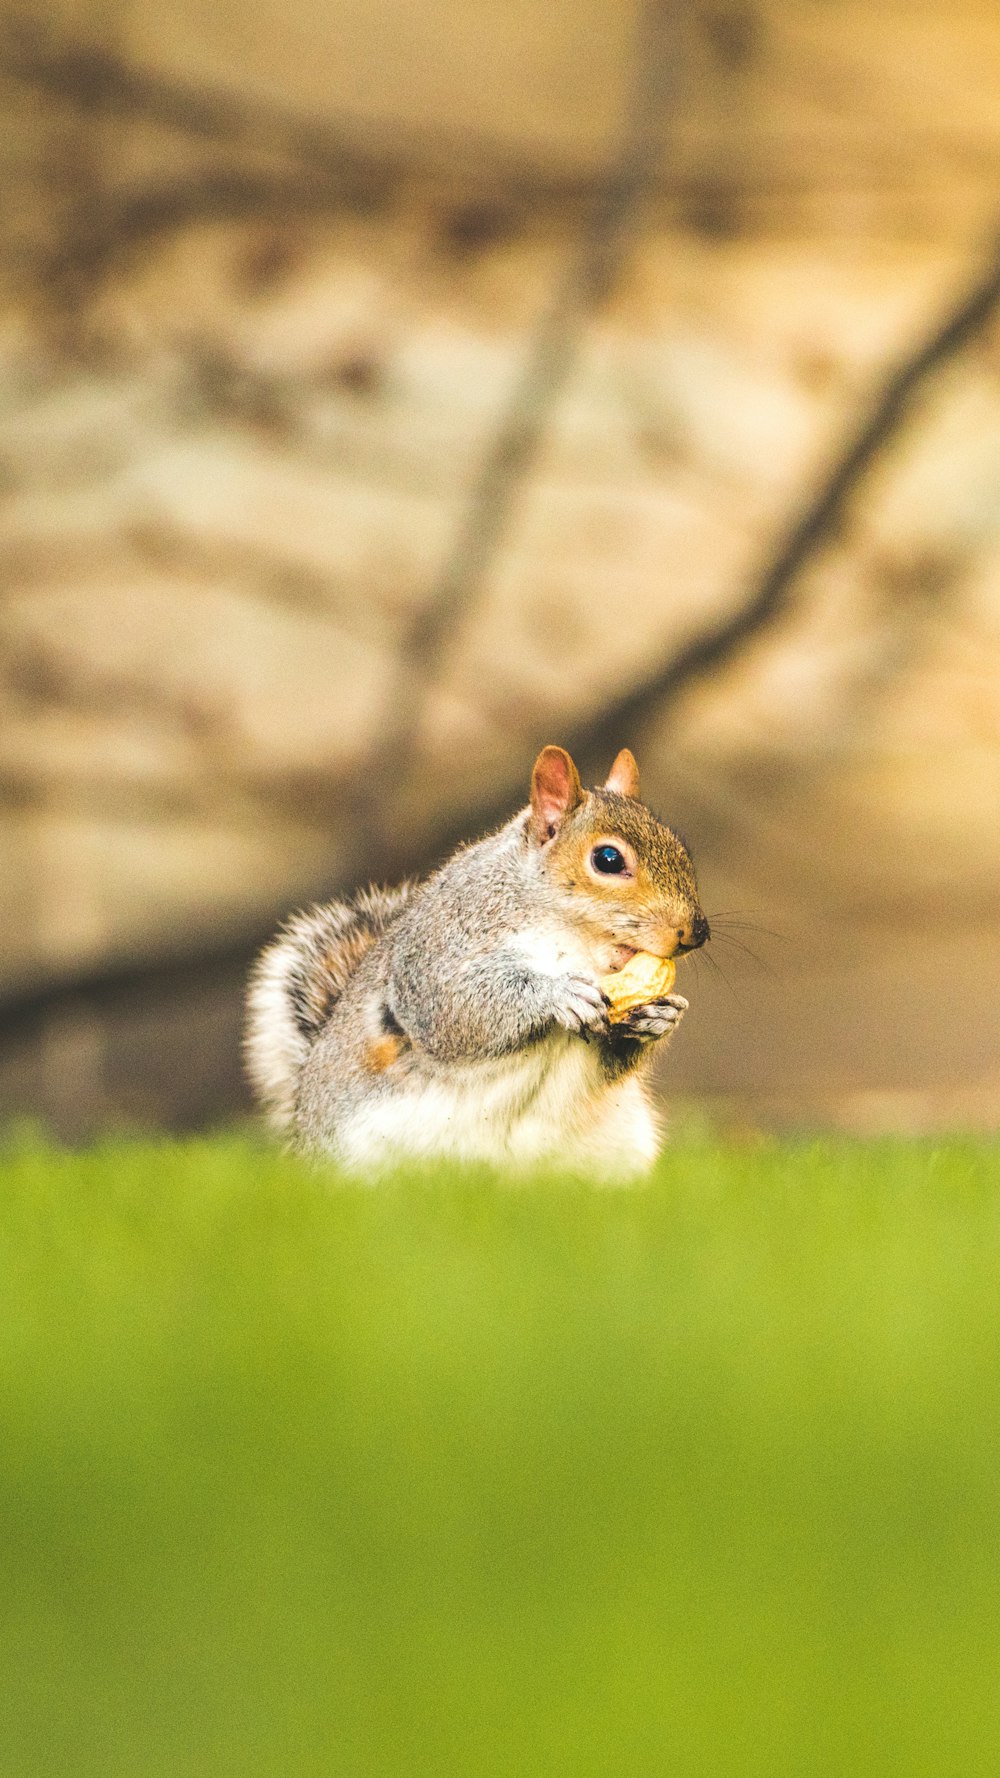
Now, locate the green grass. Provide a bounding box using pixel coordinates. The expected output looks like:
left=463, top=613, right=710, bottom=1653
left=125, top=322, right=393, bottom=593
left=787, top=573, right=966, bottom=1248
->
left=1, top=1133, right=999, bottom=1777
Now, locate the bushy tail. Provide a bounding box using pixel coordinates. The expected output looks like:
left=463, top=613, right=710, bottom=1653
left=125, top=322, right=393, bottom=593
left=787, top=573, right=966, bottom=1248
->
left=244, top=884, right=412, bottom=1131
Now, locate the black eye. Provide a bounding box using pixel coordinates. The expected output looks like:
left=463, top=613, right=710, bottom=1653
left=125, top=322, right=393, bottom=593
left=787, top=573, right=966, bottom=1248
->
left=591, top=844, right=626, bottom=875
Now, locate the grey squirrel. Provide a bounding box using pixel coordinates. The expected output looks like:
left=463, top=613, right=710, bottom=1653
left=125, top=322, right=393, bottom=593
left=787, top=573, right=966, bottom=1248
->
left=244, top=744, right=709, bottom=1178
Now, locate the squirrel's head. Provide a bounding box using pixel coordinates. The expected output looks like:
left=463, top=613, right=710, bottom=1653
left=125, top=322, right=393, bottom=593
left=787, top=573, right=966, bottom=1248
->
left=528, top=744, right=709, bottom=962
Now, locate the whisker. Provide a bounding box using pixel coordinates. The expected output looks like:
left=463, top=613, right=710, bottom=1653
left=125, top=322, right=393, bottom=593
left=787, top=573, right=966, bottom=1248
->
left=708, top=930, right=784, bottom=983
left=712, top=933, right=772, bottom=969
left=709, top=913, right=788, bottom=943
left=713, top=927, right=788, bottom=949
left=697, top=944, right=749, bottom=1010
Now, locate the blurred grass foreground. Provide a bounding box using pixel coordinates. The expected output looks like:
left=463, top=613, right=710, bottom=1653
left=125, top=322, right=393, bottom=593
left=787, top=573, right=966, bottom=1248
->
left=3, top=1133, right=1000, bottom=1777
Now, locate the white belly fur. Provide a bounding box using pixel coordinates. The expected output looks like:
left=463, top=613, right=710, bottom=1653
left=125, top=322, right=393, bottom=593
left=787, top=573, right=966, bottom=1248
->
left=337, top=1034, right=659, bottom=1181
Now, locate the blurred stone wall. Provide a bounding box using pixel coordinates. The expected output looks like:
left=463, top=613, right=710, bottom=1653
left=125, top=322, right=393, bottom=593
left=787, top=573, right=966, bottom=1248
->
left=1, top=0, right=998, bottom=1133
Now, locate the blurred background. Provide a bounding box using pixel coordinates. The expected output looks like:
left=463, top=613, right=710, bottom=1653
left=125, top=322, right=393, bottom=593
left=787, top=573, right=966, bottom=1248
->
left=1, top=0, right=998, bottom=1139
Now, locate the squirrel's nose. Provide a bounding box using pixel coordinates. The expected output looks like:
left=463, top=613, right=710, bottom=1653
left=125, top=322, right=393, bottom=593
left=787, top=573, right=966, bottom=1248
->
left=676, top=912, right=710, bottom=953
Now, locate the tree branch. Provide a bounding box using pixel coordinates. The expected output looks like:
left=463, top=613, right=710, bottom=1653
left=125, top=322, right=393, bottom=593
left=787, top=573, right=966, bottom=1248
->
left=39, top=169, right=370, bottom=296
left=3, top=229, right=999, bottom=1050
left=6, top=20, right=600, bottom=246
left=562, top=235, right=1000, bottom=766
left=359, top=0, right=683, bottom=854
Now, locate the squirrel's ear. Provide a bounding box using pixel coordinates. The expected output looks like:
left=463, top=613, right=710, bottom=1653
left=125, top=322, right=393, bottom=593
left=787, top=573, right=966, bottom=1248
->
left=604, top=748, right=640, bottom=799
left=530, top=745, right=584, bottom=842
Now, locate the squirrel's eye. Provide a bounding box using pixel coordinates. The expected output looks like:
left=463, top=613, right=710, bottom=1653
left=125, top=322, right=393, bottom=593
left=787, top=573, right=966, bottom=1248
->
left=591, top=844, right=626, bottom=875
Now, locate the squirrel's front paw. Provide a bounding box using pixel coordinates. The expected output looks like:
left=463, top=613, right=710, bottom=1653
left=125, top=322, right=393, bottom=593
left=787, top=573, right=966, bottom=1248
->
left=551, top=973, right=609, bottom=1039
left=619, top=993, right=689, bottom=1041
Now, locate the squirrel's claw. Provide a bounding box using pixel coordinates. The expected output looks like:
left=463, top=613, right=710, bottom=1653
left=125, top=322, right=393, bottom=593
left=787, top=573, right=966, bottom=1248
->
left=619, top=993, right=689, bottom=1041
left=552, top=973, right=609, bottom=1039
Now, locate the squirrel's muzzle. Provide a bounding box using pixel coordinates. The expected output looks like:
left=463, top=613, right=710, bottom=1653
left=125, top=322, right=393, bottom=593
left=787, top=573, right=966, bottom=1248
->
left=675, top=911, right=710, bottom=953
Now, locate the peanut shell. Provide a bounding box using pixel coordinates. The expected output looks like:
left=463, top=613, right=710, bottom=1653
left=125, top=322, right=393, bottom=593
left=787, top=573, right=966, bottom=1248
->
left=599, top=951, right=677, bottom=1023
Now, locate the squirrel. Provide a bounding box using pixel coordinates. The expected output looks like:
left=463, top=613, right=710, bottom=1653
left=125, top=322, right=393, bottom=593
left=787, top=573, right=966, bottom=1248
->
left=244, top=744, right=709, bottom=1179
